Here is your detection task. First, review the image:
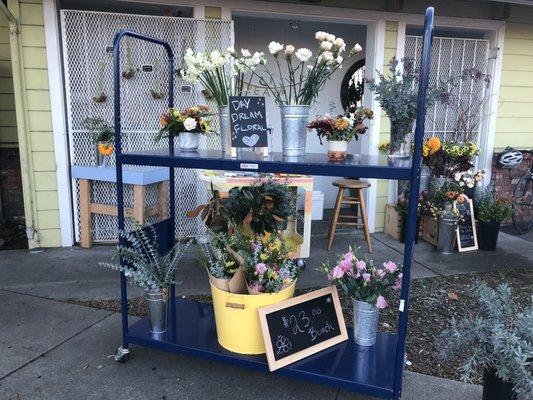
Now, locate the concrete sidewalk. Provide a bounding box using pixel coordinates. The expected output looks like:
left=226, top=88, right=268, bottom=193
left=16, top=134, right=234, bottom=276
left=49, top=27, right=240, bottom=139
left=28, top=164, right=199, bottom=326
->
left=1, top=223, right=531, bottom=399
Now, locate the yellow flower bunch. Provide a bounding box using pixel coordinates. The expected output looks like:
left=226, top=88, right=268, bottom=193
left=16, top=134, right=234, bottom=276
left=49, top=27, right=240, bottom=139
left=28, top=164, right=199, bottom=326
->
left=334, top=116, right=350, bottom=131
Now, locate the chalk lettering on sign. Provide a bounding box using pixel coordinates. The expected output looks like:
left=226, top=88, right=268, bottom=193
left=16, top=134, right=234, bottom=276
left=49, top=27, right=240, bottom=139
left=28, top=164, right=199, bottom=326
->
left=275, top=335, right=292, bottom=356
left=229, top=96, right=268, bottom=148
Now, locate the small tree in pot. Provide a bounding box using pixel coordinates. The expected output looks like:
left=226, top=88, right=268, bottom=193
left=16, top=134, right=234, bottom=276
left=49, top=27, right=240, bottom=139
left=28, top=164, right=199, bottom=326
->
left=475, top=189, right=514, bottom=251
left=439, top=283, right=532, bottom=400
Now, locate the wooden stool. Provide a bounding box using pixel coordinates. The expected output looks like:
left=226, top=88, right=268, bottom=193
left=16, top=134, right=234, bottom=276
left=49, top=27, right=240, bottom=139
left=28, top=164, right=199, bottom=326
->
left=327, top=179, right=372, bottom=252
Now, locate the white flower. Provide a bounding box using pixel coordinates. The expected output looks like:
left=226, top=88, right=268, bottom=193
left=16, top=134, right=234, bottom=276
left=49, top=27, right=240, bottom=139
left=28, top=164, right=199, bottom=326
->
left=320, top=51, right=334, bottom=64
left=210, top=50, right=223, bottom=65
left=454, top=172, right=462, bottom=181
left=349, top=43, right=363, bottom=56
left=284, top=44, right=295, bottom=56
left=226, top=46, right=236, bottom=56
left=183, top=117, right=197, bottom=131
left=320, top=41, right=333, bottom=51
left=251, top=51, right=266, bottom=66
left=335, top=56, right=343, bottom=65
left=326, top=33, right=336, bottom=42
left=268, top=41, right=284, bottom=55
left=334, top=37, right=346, bottom=51
left=241, top=49, right=251, bottom=58
left=315, top=31, right=328, bottom=41
left=295, top=48, right=312, bottom=62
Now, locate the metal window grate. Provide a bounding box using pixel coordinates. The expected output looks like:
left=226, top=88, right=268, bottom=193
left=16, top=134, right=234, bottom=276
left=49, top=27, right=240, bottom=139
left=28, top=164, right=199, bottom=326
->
left=61, top=10, right=233, bottom=242
left=405, top=35, right=489, bottom=143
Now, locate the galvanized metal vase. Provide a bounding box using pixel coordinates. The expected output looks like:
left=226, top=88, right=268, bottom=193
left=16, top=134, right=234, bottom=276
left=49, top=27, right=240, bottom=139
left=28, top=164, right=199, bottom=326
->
left=437, top=215, right=457, bottom=254
left=280, top=105, right=310, bottom=157
left=353, top=299, right=380, bottom=346
left=388, top=120, right=413, bottom=159
left=145, top=288, right=168, bottom=334
left=179, top=131, right=199, bottom=152
left=218, top=105, right=230, bottom=154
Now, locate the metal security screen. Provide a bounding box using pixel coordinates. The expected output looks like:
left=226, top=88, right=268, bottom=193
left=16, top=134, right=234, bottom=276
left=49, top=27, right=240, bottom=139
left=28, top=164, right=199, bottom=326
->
left=61, top=10, right=233, bottom=242
left=405, top=35, right=490, bottom=143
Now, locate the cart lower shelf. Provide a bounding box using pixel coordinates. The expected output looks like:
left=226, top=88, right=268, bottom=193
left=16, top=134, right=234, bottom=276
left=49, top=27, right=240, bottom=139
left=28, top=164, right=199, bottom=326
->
left=126, top=298, right=398, bottom=399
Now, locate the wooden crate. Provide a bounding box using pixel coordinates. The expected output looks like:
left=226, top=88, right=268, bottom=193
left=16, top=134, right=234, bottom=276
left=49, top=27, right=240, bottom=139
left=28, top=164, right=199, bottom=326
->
left=421, top=215, right=438, bottom=246
left=384, top=203, right=401, bottom=240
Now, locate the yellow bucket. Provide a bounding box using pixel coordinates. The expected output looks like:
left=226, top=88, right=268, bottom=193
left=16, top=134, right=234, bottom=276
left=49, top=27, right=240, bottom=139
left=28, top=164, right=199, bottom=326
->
left=210, top=281, right=296, bottom=354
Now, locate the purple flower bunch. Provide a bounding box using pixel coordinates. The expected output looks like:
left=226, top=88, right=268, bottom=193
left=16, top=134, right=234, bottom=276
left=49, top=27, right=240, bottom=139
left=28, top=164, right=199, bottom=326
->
left=321, top=247, right=402, bottom=309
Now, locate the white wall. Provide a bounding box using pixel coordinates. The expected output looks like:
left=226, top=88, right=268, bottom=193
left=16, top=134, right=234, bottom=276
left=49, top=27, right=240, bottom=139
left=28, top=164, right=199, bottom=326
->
left=234, top=16, right=367, bottom=208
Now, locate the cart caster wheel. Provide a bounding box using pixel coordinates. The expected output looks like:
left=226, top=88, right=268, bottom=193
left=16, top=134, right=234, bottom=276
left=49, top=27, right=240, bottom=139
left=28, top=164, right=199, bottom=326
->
left=296, top=259, right=306, bottom=270
left=114, top=346, right=131, bottom=363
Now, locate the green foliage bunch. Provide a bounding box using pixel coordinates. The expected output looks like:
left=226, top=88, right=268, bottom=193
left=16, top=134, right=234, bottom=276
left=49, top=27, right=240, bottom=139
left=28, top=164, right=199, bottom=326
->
left=99, top=225, right=190, bottom=291
left=476, top=189, right=514, bottom=224
left=83, top=117, right=114, bottom=144
left=439, top=283, right=533, bottom=399
left=197, top=231, right=238, bottom=279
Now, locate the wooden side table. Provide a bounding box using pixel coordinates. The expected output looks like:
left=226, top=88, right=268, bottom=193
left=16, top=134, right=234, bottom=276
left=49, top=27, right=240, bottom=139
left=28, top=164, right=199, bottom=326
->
left=72, top=166, right=169, bottom=248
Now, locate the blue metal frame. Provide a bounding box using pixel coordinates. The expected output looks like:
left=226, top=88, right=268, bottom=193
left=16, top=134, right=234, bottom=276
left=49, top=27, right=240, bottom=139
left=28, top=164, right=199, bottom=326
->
left=112, top=8, right=435, bottom=399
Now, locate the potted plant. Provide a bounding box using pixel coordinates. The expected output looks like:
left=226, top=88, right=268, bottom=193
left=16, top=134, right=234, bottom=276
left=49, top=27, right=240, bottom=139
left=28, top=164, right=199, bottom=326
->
left=367, top=58, right=447, bottom=158
left=98, top=225, right=190, bottom=334
left=321, top=248, right=402, bottom=346
left=475, top=190, right=514, bottom=251
left=233, top=33, right=363, bottom=157
left=181, top=48, right=264, bottom=152
left=439, top=283, right=532, bottom=400
left=157, top=105, right=212, bottom=152
left=394, top=191, right=422, bottom=244
left=307, top=106, right=373, bottom=160
left=83, top=117, right=114, bottom=167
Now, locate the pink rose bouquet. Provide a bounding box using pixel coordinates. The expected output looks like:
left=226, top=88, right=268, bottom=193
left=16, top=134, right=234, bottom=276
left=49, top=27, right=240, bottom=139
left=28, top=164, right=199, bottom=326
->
left=321, top=247, right=402, bottom=309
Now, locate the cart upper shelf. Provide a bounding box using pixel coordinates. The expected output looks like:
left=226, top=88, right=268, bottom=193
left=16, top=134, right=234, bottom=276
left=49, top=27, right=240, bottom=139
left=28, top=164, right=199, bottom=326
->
left=119, top=149, right=413, bottom=180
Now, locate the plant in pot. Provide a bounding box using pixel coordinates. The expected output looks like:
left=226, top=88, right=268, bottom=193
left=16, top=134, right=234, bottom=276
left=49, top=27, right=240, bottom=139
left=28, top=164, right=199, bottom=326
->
left=367, top=58, right=447, bottom=158
left=321, top=248, right=402, bottom=346
left=83, top=117, right=115, bottom=167
left=439, top=283, right=532, bottom=400
left=181, top=48, right=265, bottom=153
left=475, top=189, right=514, bottom=251
left=307, top=106, right=373, bottom=160
left=98, top=225, right=190, bottom=334
left=394, top=191, right=423, bottom=244
left=157, top=105, right=212, bottom=152
left=233, top=33, right=363, bottom=157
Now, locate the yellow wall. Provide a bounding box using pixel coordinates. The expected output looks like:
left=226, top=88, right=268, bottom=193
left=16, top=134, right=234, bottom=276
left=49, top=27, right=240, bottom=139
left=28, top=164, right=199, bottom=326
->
left=0, top=14, right=17, bottom=147
left=8, top=0, right=61, bottom=247
left=495, top=5, right=533, bottom=150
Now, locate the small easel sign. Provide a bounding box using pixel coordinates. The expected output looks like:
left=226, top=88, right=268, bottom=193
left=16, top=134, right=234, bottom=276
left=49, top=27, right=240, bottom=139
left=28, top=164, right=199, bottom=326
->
left=454, top=195, right=478, bottom=252
left=229, top=96, right=269, bottom=158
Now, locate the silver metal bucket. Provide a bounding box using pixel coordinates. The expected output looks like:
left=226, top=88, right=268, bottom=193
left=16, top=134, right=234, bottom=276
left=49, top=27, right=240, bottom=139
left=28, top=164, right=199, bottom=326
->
left=353, top=299, right=380, bottom=346
left=96, top=144, right=109, bottom=167
left=179, top=132, right=199, bottom=152
left=218, top=105, right=230, bottom=154
left=437, top=216, right=457, bottom=254
left=145, top=288, right=168, bottom=334
left=280, top=105, right=310, bottom=157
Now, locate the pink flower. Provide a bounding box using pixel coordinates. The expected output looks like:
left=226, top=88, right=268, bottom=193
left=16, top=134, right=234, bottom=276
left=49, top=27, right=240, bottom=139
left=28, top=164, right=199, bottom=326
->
left=343, top=251, right=354, bottom=264
left=377, top=269, right=386, bottom=278
left=383, top=261, right=398, bottom=273
left=339, top=260, right=352, bottom=273
left=376, top=295, right=388, bottom=309
left=332, top=265, right=345, bottom=279
left=249, top=282, right=264, bottom=293
left=255, top=263, right=267, bottom=275
left=394, top=273, right=403, bottom=290
left=362, top=273, right=371, bottom=283
left=356, top=260, right=367, bottom=271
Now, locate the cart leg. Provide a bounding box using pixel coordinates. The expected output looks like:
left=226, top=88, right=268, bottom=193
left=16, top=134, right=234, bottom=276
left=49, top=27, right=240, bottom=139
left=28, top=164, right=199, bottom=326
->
left=296, top=258, right=306, bottom=270
left=114, top=345, right=131, bottom=363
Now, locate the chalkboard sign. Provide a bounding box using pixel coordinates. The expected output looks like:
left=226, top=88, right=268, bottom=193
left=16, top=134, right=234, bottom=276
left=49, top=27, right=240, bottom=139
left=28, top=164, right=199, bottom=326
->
left=454, top=195, right=478, bottom=252
left=229, top=96, right=268, bottom=148
left=258, top=286, right=348, bottom=371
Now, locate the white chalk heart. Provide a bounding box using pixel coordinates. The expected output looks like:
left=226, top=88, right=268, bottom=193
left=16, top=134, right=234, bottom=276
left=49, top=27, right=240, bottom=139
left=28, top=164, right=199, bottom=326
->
left=242, top=134, right=260, bottom=147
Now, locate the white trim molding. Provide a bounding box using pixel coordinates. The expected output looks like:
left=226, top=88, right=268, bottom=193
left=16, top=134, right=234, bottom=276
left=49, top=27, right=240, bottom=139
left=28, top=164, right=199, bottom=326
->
left=43, top=0, right=74, bottom=246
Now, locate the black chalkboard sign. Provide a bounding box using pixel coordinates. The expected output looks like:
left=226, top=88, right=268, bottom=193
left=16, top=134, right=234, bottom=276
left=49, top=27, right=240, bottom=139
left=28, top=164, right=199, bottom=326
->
left=258, top=286, right=348, bottom=371
left=229, top=96, right=268, bottom=148
left=455, top=196, right=478, bottom=252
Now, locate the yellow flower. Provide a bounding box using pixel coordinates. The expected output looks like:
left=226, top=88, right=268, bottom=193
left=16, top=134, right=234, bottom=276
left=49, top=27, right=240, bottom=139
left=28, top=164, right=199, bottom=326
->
left=422, top=145, right=429, bottom=157
left=426, top=136, right=441, bottom=153
left=269, top=238, right=282, bottom=252
left=261, top=232, right=271, bottom=244
left=268, top=270, right=279, bottom=280
left=259, top=253, right=268, bottom=261
left=334, top=116, right=350, bottom=131
left=200, top=120, right=211, bottom=132
left=171, top=108, right=180, bottom=118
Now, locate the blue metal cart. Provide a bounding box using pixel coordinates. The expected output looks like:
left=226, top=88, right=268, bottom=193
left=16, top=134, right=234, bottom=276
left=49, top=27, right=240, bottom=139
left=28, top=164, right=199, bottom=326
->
left=111, top=8, right=435, bottom=400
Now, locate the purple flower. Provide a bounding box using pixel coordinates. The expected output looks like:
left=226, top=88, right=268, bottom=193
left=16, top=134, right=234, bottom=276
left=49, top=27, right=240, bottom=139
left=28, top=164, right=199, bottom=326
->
left=376, top=295, right=388, bottom=309
left=249, top=282, right=264, bottom=293
left=339, top=260, right=352, bottom=273
left=332, top=265, right=345, bottom=279
left=362, top=273, right=371, bottom=283
left=356, top=260, right=367, bottom=271
left=255, top=263, right=267, bottom=275
left=383, top=261, right=398, bottom=273
left=377, top=269, right=385, bottom=278
left=394, top=273, right=403, bottom=290
left=343, top=251, right=354, bottom=264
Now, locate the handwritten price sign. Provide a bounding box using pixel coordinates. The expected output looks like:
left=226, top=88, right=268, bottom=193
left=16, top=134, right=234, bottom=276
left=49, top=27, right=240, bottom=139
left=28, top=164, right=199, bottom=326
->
left=258, top=286, right=348, bottom=371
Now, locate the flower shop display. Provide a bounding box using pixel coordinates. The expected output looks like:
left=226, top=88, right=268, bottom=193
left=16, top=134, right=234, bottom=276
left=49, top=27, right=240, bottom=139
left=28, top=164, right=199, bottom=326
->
left=99, top=226, right=190, bottom=334
left=439, top=283, right=532, bottom=400
left=181, top=48, right=265, bottom=152
left=157, top=105, right=211, bottom=151
left=233, top=33, right=363, bottom=157
left=475, top=189, right=514, bottom=251
left=394, top=191, right=422, bottom=244
left=83, top=117, right=115, bottom=167
left=367, top=58, right=447, bottom=158
left=321, top=248, right=402, bottom=346
left=307, top=106, right=373, bottom=160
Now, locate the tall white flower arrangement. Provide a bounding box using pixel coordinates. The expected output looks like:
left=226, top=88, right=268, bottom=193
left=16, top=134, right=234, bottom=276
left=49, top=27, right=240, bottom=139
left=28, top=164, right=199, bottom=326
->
left=232, top=32, right=362, bottom=106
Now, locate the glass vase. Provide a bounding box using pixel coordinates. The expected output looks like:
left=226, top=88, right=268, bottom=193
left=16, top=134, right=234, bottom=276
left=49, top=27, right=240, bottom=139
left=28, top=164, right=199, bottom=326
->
left=389, top=120, right=413, bottom=159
